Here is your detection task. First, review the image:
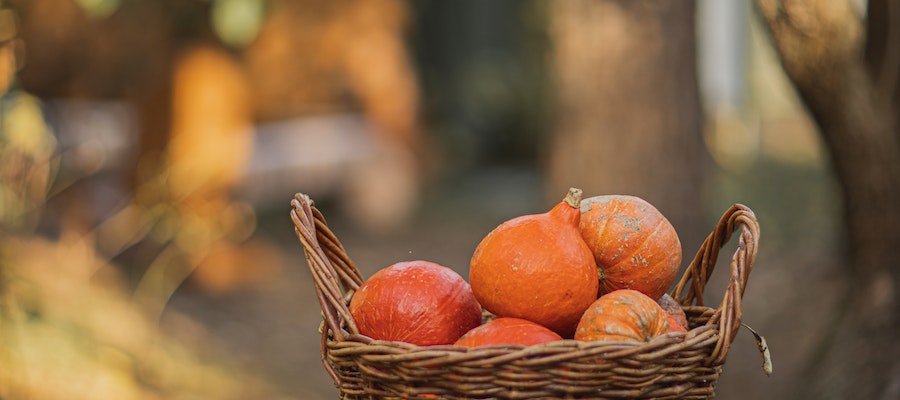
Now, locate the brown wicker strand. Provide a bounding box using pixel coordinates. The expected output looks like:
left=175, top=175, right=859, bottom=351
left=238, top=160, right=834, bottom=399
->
left=317, top=319, right=342, bottom=385
left=303, top=237, right=347, bottom=338
left=291, top=194, right=357, bottom=338
left=671, top=204, right=759, bottom=365
left=311, top=208, right=364, bottom=288
left=710, top=208, right=759, bottom=365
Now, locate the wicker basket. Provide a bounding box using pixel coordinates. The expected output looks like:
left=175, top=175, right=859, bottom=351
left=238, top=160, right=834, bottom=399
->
left=291, top=193, right=760, bottom=399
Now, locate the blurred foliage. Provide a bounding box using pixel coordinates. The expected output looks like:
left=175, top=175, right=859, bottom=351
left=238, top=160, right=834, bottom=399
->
left=0, top=92, right=281, bottom=399
left=0, top=92, right=56, bottom=233
left=71, top=0, right=266, bottom=48
left=74, top=0, right=120, bottom=18
left=211, top=0, right=265, bottom=48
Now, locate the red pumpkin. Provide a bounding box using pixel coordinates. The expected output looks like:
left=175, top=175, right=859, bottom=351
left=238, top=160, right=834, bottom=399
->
left=455, top=317, right=563, bottom=348
left=657, top=293, right=689, bottom=332
left=469, top=188, right=599, bottom=338
left=574, top=289, right=671, bottom=343
left=579, top=195, right=682, bottom=300
left=349, top=260, right=482, bottom=346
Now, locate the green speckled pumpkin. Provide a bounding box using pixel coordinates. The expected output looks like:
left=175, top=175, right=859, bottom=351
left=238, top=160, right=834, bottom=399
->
left=574, top=289, right=671, bottom=343
left=579, top=195, right=682, bottom=300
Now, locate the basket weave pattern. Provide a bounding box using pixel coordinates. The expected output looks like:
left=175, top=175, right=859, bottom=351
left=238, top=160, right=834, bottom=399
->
left=291, top=194, right=760, bottom=399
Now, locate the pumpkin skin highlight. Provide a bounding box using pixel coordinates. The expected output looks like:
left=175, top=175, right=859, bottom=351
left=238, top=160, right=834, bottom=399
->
left=579, top=195, right=682, bottom=300
left=574, top=289, right=671, bottom=343
left=349, top=260, right=483, bottom=346
left=455, top=317, right=563, bottom=348
left=469, top=188, right=599, bottom=338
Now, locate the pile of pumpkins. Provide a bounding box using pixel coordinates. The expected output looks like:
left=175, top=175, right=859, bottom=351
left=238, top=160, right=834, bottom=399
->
left=348, top=187, right=689, bottom=348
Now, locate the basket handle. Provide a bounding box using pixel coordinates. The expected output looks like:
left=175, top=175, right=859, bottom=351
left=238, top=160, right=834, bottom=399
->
left=291, top=193, right=364, bottom=341
left=671, top=204, right=760, bottom=366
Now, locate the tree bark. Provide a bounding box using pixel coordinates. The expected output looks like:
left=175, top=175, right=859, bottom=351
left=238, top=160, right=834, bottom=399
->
left=756, top=0, right=900, bottom=398
left=545, top=0, right=708, bottom=253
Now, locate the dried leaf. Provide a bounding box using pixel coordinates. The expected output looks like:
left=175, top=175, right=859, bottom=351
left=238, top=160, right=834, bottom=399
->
left=743, top=323, right=773, bottom=376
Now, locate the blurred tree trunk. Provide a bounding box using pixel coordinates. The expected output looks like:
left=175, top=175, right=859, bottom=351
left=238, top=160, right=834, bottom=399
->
left=545, top=1, right=708, bottom=254
left=756, top=0, right=900, bottom=398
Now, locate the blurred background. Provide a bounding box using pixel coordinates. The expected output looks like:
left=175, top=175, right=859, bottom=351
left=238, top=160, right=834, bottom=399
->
left=1, top=0, right=897, bottom=399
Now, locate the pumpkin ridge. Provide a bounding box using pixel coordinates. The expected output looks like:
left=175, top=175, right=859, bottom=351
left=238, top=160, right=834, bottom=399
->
left=585, top=201, right=616, bottom=265
left=610, top=216, right=663, bottom=271
left=623, top=215, right=680, bottom=297
left=598, top=223, right=663, bottom=292
left=601, top=200, right=623, bottom=260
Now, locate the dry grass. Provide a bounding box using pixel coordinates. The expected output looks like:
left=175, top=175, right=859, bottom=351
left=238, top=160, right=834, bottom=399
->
left=0, top=235, right=284, bottom=400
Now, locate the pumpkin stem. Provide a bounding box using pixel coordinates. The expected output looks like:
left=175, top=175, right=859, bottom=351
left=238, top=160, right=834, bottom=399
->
left=564, top=187, right=583, bottom=209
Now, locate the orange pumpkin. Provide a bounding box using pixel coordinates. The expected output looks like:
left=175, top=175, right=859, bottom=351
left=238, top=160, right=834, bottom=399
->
left=469, top=188, right=599, bottom=338
left=657, top=293, right=689, bottom=332
left=665, top=314, right=688, bottom=333
left=349, top=260, right=483, bottom=346
left=579, top=195, right=682, bottom=300
left=455, top=317, right=563, bottom=348
left=574, top=289, right=671, bottom=343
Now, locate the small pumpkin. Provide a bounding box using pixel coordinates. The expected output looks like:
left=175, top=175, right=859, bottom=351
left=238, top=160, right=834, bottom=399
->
left=665, top=314, right=688, bottom=333
left=455, top=317, right=563, bottom=348
left=657, top=293, right=689, bottom=332
left=574, top=289, right=671, bottom=343
left=579, top=195, right=682, bottom=300
left=349, top=260, right=482, bottom=346
left=469, top=188, right=599, bottom=338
